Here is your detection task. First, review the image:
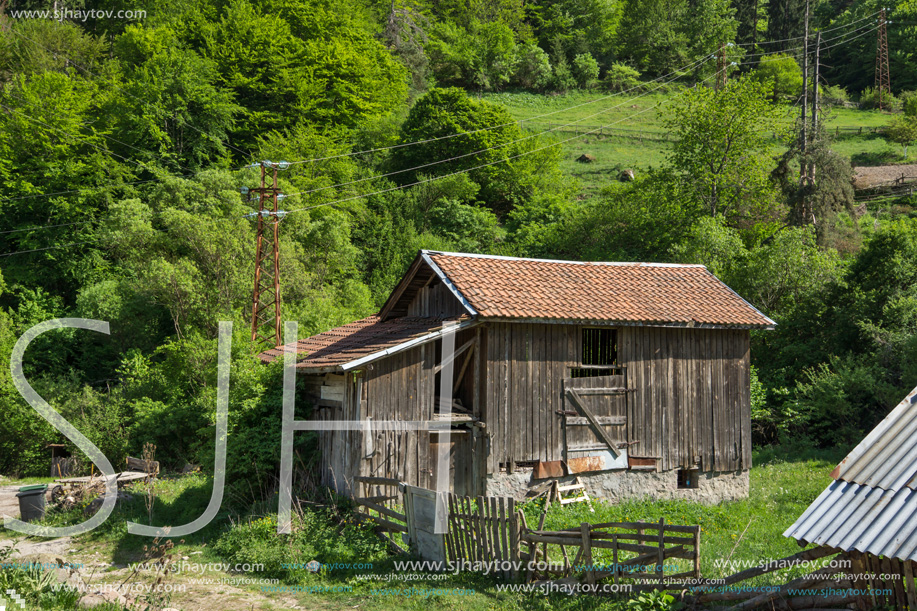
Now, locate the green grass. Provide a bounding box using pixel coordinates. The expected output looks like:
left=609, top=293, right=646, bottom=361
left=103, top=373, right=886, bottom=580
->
left=481, top=89, right=909, bottom=199
left=2, top=443, right=847, bottom=610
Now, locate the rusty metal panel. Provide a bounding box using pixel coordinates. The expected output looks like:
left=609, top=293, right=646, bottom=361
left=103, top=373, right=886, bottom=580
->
left=567, top=450, right=628, bottom=474
left=533, top=460, right=566, bottom=480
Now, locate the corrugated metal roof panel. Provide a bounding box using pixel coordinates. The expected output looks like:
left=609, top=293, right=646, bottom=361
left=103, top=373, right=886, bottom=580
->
left=784, top=480, right=917, bottom=562
left=831, top=385, right=917, bottom=491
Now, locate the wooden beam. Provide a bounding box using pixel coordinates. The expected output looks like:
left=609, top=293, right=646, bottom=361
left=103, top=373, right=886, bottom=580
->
left=452, top=344, right=475, bottom=394
left=565, top=389, right=619, bottom=457
left=434, top=337, right=476, bottom=375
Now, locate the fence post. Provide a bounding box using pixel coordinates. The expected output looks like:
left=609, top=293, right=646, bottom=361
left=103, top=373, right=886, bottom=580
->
left=693, top=525, right=701, bottom=579
left=612, top=533, right=619, bottom=586
left=657, top=518, right=665, bottom=581
left=581, top=522, right=594, bottom=585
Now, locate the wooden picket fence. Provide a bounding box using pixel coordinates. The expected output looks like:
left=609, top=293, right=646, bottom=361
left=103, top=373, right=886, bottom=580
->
left=444, top=494, right=523, bottom=579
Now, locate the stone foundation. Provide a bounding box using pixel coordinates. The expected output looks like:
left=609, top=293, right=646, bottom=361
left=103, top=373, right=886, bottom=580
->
left=486, top=468, right=748, bottom=505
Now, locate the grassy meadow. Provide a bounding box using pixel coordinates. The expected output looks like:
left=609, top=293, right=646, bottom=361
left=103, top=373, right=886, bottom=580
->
left=481, top=90, right=906, bottom=200
left=1, top=443, right=846, bottom=610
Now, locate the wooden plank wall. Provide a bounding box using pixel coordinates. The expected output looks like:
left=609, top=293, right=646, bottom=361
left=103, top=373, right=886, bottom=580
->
left=484, top=323, right=752, bottom=475
left=406, top=280, right=467, bottom=318
left=359, top=343, right=436, bottom=490
left=620, top=327, right=751, bottom=473
left=484, top=322, right=575, bottom=473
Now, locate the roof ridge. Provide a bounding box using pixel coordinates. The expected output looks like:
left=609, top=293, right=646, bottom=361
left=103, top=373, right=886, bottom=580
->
left=422, top=250, right=707, bottom=268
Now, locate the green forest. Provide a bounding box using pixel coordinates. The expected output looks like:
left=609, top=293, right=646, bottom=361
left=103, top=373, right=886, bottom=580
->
left=1, top=0, right=917, bottom=506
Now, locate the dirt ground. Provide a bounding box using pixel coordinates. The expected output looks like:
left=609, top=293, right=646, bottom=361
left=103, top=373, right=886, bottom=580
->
left=0, top=485, right=23, bottom=520
left=853, top=163, right=917, bottom=189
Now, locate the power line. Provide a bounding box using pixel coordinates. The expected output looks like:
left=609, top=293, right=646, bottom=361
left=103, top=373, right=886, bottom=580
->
left=2, top=89, right=199, bottom=177
left=735, top=11, right=880, bottom=46
left=276, top=55, right=716, bottom=203
left=274, top=39, right=872, bottom=208
left=0, top=219, right=94, bottom=235
left=0, top=241, right=95, bottom=257
left=284, top=55, right=717, bottom=167
left=279, top=65, right=732, bottom=216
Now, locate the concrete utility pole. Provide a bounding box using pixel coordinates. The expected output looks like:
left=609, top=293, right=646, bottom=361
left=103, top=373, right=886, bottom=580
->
left=800, top=0, right=810, bottom=185
left=247, top=160, right=289, bottom=350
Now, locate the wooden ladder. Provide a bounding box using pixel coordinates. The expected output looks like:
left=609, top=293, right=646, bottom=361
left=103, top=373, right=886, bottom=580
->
left=552, top=478, right=594, bottom=512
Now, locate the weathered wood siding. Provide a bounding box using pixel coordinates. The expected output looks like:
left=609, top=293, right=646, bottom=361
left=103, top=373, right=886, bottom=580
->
left=483, top=322, right=574, bottom=472
left=406, top=280, right=467, bottom=318
left=620, top=327, right=751, bottom=473
left=361, top=343, right=436, bottom=490
left=483, top=323, right=752, bottom=474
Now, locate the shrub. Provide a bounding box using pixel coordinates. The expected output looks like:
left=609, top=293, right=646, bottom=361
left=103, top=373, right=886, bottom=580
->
left=901, top=90, right=917, bottom=117
left=213, top=511, right=388, bottom=581
left=550, top=56, right=576, bottom=92
left=572, top=52, right=600, bottom=89
left=604, top=62, right=641, bottom=92
left=513, top=43, right=551, bottom=90
left=749, top=53, right=802, bottom=99
left=859, top=86, right=901, bottom=111
left=822, top=84, right=849, bottom=105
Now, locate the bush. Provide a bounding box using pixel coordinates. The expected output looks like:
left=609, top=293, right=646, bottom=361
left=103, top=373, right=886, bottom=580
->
left=749, top=54, right=802, bottom=99
left=513, top=43, right=551, bottom=90
left=822, top=84, right=849, bottom=105
left=213, top=512, right=388, bottom=581
left=603, top=62, right=641, bottom=92
left=550, top=56, right=576, bottom=92
left=572, top=52, right=600, bottom=89
left=901, top=90, right=917, bottom=117
left=859, top=86, right=901, bottom=111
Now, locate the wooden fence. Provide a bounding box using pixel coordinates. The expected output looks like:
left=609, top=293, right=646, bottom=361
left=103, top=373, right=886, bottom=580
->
left=445, top=494, right=522, bottom=579
left=353, top=483, right=702, bottom=588
left=520, top=518, right=700, bottom=587
left=353, top=475, right=408, bottom=554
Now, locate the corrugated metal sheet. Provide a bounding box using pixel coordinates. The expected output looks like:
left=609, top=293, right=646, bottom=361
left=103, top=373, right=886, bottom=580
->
left=785, top=383, right=917, bottom=562
left=783, top=480, right=917, bottom=562
left=831, top=385, right=917, bottom=491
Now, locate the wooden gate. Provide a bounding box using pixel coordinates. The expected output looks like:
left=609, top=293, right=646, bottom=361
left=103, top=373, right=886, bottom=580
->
left=562, top=374, right=629, bottom=471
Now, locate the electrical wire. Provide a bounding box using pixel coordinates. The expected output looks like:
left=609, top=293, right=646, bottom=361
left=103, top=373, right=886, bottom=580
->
left=0, top=241, right=95, bottom=257
left=275, top=55, right=716, bottom=202
left=735, top=12, right=881, bottom=46
left=278, top=64, right=732, bottom=216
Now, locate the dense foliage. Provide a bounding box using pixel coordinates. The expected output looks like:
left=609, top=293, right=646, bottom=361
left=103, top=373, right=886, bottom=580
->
left=2, top=0, right=917, bottom=505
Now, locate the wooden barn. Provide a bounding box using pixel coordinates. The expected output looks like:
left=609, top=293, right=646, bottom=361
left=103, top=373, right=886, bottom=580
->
left=259, top=251, right=774, bottom=502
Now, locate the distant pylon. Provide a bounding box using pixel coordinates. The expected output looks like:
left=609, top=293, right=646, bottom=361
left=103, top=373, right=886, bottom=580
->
left=247, top=160, right=288, bottom=350
left=875, top=7, right=891, bottom=110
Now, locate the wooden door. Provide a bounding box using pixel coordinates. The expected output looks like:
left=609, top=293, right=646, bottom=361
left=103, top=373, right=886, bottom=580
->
left=562, top=374, right=629, bottom=470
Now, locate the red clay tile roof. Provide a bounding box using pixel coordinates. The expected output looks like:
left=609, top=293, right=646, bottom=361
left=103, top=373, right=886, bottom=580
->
left=426, top=252, right=774, bottom=328
left=258, top=316, right=465, bottom=370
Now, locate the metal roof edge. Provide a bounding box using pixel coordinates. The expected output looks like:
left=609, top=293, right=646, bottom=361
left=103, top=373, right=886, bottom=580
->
left=421, top=249, right=707, bottom=268
left=339, top=318, right=480, bottom=372
left=421, top=252, right=478, bottom=317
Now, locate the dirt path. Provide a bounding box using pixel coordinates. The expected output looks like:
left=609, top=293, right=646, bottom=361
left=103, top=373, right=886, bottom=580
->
left=853, top=163, right=917, bottom=189
left=0, top=485, right=22, bottom=521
